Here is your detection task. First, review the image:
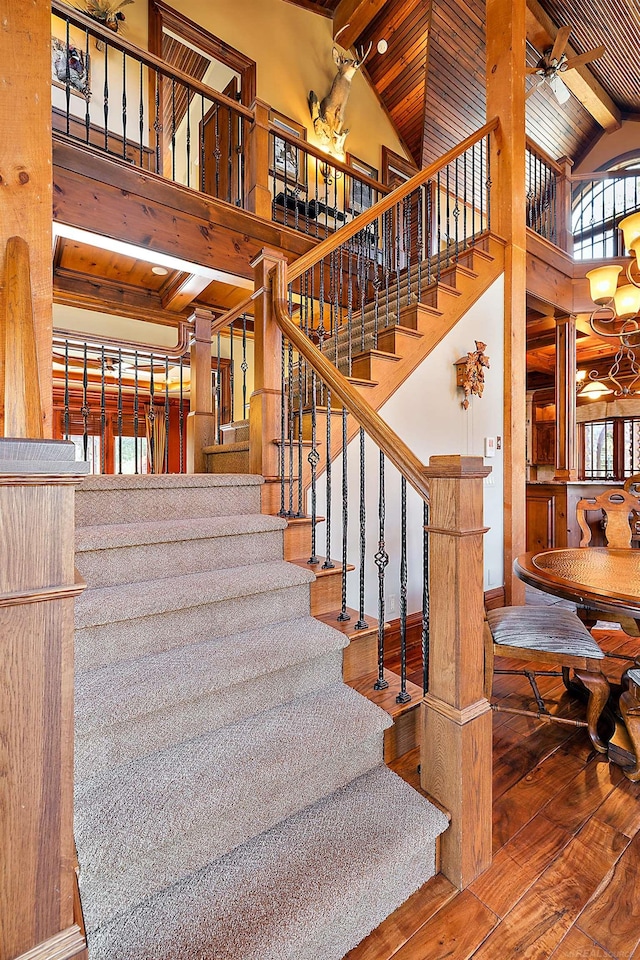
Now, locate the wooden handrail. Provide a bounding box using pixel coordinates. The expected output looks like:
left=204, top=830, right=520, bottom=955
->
left=210, top=288, right=261, bottom=336
left=271, top=260, right=429, bottom=503
left=525, top=137, right=565, bottom=176
left=2, top=237, right=44, bottom=439
left=51, top=0, right=254, bottom=120
left=268, top=123, right=390, bottom=196
left=53, top=321, right=193, bottom=359
left=288, top=117, right=499, bottom=283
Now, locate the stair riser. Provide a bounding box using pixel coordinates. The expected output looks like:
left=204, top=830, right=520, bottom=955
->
left=205, top=450, right=250, bottom=474
left=76, top=648, right=344, bottom=776
left=75, top=582, right=312, bottom=672
left=76, top=485, right=261, bottom=525
left=310, top=572, right=344, bottom=617
left=384, top=705, right=420, bottom=763
left=76, top=529, right=284, bottom=587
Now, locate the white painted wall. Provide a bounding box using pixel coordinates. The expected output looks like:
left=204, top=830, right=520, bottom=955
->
left=315, top=276, right=505, bottom=617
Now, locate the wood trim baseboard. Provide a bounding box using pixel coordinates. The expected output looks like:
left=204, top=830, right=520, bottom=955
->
left=13, top=925, right=86, bottom=960
left=484, top=585, right=506, bottom=610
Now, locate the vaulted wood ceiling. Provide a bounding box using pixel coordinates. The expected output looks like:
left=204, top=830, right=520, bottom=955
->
left=285, top=0, right=639, bottom=168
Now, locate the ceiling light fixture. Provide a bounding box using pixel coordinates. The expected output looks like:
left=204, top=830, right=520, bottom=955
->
left=151, top=265, right=169, bottom=276
left=584, top=217, right=640, bottom=397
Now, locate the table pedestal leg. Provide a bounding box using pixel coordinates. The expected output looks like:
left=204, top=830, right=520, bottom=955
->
left=574, top=669, right=610, bottom=754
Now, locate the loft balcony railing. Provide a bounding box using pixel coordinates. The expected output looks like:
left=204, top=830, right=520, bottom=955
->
left=51, top=1, right=389, bottom=240
left=572, top=170, right=640, bottom=260
left=53, top=314, right=253, bottom=474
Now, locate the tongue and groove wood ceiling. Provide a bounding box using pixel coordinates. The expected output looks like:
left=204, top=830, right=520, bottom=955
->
left=285, top=0, right=640, bottom=168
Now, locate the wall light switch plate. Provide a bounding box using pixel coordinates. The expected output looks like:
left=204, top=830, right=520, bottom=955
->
left=484, top=436, right=496, bottom=458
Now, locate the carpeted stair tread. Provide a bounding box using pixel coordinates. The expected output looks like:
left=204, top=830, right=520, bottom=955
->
left=85, top=764, right=450, bottom=960
left=75, top=616, right=348, bottom=771
left=75, top=560, right=315, bottom=630
left=76, top=684, right=392, bottom=930
left=76, top=512, right=286, bottom=551
left=76, top=473, right=263, bottom=492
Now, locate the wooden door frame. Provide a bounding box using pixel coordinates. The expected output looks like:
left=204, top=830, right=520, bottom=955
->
left=148, top=1, right=256, bottom=106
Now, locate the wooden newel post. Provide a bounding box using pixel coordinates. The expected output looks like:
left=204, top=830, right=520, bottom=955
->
left=187, top=308, right=215, bottom=474
left=249, top=248, right=286, bottom=481
left=555, top=156, right=574, bottom=256
left=247, top=99, right=273, bottom=220
left=420, top=455, right=493, bottom=890
left=554, top=313, right=578, bottom=481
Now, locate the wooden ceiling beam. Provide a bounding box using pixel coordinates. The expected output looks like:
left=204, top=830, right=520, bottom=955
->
left=526, top=351, right=556, bottom=374
left=526, top=0, right=621, bottom=133
left=334, top=0, right=388, bottom=47
left=161, top=271, right=214, bottom=313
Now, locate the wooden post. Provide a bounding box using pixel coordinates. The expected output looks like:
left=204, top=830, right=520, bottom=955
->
left=247, top=100, right=273, bottom=220
left=186, top=308, right=216, bottom=474
left=249, top=248, right=287, bottom=479
left=0, top=0, right=53, bottom=436
left=554, top=313, right=578, bottom=481
left=420, top=455, right=492, bottom=890
left=486, top=0, right=527, bottom=606
left=0, top=439, right=88, bottom=960
left=555, top=156, right=574, bottom=255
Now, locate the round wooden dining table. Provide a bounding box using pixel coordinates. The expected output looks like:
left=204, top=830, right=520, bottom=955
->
left=514, top=547, right=640, bottom=622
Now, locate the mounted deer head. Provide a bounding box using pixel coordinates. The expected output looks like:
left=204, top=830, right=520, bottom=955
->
left=309, top=29, right=372, bottom=160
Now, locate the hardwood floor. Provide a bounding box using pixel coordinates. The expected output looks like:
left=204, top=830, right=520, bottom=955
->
left=346, top=620, right=640, bottom=960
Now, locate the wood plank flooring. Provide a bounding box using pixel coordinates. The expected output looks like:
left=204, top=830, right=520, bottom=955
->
left=346, top=623, right=640, bottom=960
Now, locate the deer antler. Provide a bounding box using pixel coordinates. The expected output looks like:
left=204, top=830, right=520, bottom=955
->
left=355, top=41, right=373, bottom=67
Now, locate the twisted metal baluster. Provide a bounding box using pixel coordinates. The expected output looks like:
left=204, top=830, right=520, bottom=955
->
left=337, top=407, right=350, bottom=622
left=139, top=61, right=144, bottom=166
left=422, top=500, right=430, bottom=695
left=355, top=427, right=368, bottom=629
left=436, top=172, right=442, bottom=280
left=397, top=477, right=411, bottom=704
left=454, top=156, right=460, bottom=262
left=241, top=315, right=248, bottom=418
left=149, top=355, right=156, bottom=473
left=103, top=41, right=109, bottom=153
left=229, top=321, right=235, bottom=423
left=186, top=85, right=191, bottom=189
left=374, top=451, right=389, bottom=690
left=81, top=342, right=89, bottom=463
left=395, top=202, right=401, bottom=323
left=307, top=369, right=319, bottom=563
left=84, top=28, right=91, bottom=144
left=122, top=52, right=127, bottom=161
left=322, top=389, right=334, bottom=570
left=405, top=195, right=412, bottom=305
left=279, top=329, right=286, bottom=517
left=486, top=133, right=492, bottom=231
left=347, top=241, right=353, bottom=376
left=63, top=341, right=70, bottom=441
left=417, top=186, right=423, bottom=301
left=445, top=164, right=451, bottom=267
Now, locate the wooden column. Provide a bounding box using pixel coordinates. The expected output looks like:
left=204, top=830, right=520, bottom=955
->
left=249, top=248, right=286, bottom=479
left=420, top=455, right=492, bottom=890
left=0, top=0, right=53, bottom=436
left=0, top=439, right=87, bottom=960
left=554, top=313, right=578, bottom=481
left=555, top=156, right=574, bottom=255
left=186, top=308, right=216, bottom=474
left=247, top=100, right=272, bottom=220
left=486, top=0, right=527, bottom=606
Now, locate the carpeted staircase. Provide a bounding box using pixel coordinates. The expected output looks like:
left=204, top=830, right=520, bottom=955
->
left=73, top=473, right=448, bottom=960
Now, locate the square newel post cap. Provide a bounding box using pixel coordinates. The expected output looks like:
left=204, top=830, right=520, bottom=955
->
left=250, top=248, right=290, bottom=271
left=423, top=454, right=491, bottom=480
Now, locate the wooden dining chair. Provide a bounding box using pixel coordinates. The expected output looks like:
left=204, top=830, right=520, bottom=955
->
left=575, top=488, right=640, bottom=638
left=484, top=606, right=611, bottom=753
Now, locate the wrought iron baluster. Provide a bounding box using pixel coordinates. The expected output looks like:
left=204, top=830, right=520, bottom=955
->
left=337, top=407, right=350, bottom=622
left=426, top=183, right=433, bottom=285
left=164, top=356, right=170, bottom=473
left=100, top=347, right=106, bottom=474
left=153, top=70, right=161, bottom=175
left=134, top=350, right=139, bottom=474
left=82, top=342, right=89, bottom=463
left=436, top=172, right=442, bottom=280
left=149, top=355, right=156, bottom=473
left=241, top=315, right=248, bottom=418
left=117, top=348, right=123, bottom=474
left=103, top=40, right=109, bottom=153
left=215, top=106, right=221, bottom=199
left=374, top=450, right=388, bottom=690
left=454, top=156, right=460, bottom=261
left=229, top=321, right=235, bottom=422
left=479, top=138, right=485, bottom=235
left=355, top=427, right=368, bottom=629
left=139, top=60, right=144, bottom=166
left=186, top=85, right=191, bottom=189
left=486, top=133, right=492, bottom=230
left=171, top=79, right=176, bottom=182
left=417, top=186, right=423, bottom=300
left=65, top=20, right=71, bottom=136
left=395, top=201, right=401, bottom=322
left=84, top=28, right=91, bottom=143
left=307, top=369, right=319, bottom=563
left=179, top=356, right=184, bottom=473
left=279, top=328, right=286, bottom=517
left=397, top=476, right=411, bottom=703
left=347, top=240, right=353, bottom=376
left=201, top=97, right=206, bottom=193
left=463, top=150, right=468, bottom=249
left=405, top=195, right=412, bottom=305
left=122, top=52, right=127, bottom=161
left=322, top=389, right=334, bottom=570
left=445, top=164, right=451, bottom=266
left=288, top=338, right=294, bottom=516
left=227, top=107, right=232, bottom=204
left=63, top=341, right=70, bottom=441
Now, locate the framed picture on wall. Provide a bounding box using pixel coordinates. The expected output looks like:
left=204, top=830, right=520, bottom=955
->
left=346, top=154, right=378, bottom=216
left=270, top=110, right=307, bottom=191
left=51, top=37, right=91, bottom=97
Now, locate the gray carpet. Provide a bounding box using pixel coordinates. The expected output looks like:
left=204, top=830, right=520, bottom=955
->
left=74, top=475, right=448, bottom=959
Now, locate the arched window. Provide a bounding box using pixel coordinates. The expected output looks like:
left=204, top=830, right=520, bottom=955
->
left=572, top=154, right=640, bottom=260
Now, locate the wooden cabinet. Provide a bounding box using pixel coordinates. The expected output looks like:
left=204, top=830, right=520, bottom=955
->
left=526, top=482, right=618, bottom=550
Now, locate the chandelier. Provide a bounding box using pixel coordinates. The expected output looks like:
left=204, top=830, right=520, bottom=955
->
left=584, top=211, right=640, bottom=398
